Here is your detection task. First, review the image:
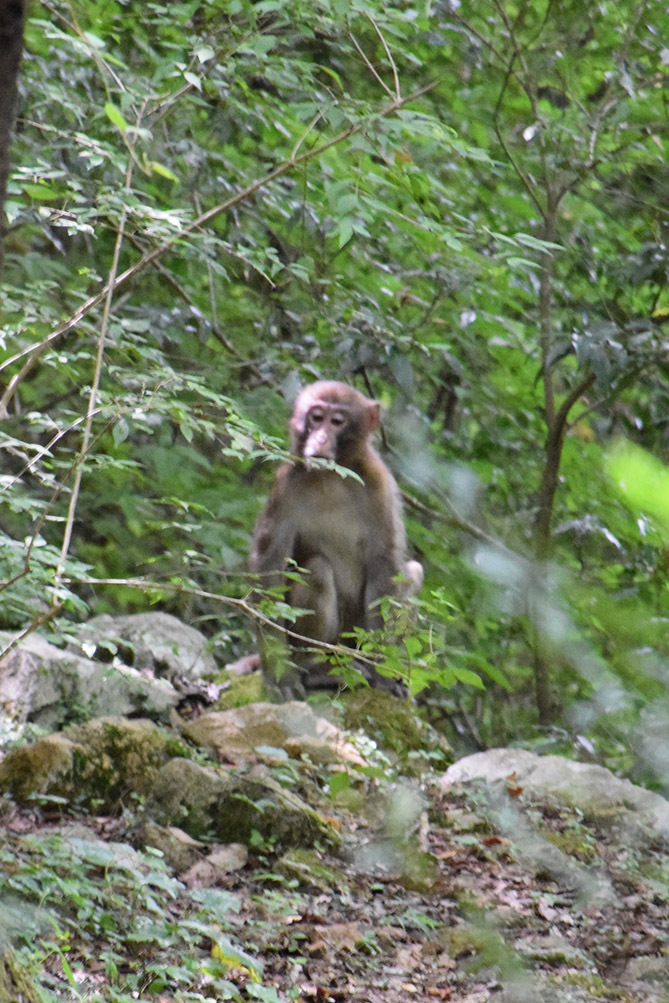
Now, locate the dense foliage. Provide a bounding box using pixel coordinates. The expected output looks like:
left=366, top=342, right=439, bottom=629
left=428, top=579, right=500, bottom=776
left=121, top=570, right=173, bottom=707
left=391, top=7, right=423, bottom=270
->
left=1, top=0, right=668, bottom=767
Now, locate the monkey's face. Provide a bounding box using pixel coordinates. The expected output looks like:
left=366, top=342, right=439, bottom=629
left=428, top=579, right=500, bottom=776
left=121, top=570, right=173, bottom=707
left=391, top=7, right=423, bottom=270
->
left=289, top=381, right=381, bottom=468
left=302, top=404, right=348, bottom=461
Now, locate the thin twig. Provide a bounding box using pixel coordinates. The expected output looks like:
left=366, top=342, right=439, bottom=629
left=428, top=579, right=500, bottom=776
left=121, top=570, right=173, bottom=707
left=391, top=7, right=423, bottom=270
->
left=124, top=228, right=269, bottom=373
left=365, top=14, right=400, bottom=100
left=492, top=57, right=546, bottom=221
left=290, top=110, right=325, bottom=160
left=349, top=31, right=393, bottom=97
left=493, top=0, right=540, bottom=121
left=403, top=486, right=517, bottom=557
left=552, top=372, right=597, bottom=434
left=0, top=576, right=382, bottom=669
left=51, top=137, right=137, bottom=601
left=0, top=407, right=105, bottom=492
left=0, top=606, right=64, bottom=661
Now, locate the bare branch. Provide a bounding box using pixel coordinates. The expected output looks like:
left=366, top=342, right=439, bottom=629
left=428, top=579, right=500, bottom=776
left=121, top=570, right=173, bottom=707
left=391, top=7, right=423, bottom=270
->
left=290, top=110, right=325, bottom=160
left=0, top=576, right=383, bottom=670
left=51, top=152, right=135, bottom=603
left=365, top=14, right=401, bottom=99
left=349, top=31, right=393, bottom=97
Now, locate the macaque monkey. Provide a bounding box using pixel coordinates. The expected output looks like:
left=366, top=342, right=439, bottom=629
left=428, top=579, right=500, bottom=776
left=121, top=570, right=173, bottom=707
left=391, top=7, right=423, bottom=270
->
left=250, top=381, right=423, bottom=696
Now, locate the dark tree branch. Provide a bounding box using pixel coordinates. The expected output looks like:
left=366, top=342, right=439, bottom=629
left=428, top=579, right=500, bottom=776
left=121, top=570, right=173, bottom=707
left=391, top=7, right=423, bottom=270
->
left=0, top=0, right=25, bottom=274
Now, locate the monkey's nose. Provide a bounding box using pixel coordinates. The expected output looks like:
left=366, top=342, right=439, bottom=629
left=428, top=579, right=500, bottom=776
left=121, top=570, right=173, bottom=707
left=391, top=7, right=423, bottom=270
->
left=304, top=430, right=331, bottom=458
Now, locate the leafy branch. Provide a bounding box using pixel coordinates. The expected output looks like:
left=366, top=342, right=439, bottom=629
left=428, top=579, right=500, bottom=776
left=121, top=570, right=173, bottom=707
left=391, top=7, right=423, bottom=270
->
left=0, top=574, right=384, bottom=669
left=0, top=81, right=436, bottom=413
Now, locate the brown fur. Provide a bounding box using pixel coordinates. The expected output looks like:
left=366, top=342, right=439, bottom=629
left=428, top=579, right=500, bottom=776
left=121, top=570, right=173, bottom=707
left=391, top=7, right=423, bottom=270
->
left=250, top=381, right=422, bottom=695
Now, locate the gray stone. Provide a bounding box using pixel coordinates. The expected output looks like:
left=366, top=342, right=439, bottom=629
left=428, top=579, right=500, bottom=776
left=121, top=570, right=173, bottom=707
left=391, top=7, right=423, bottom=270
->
left=0, top=630, right=178, bottom=728
left=181, top=700, right=366, bottom=766
left=441, top=748, right=669, bottom=846
left=141, top=822, right=205, bottom=872
left=73, top=612, right=216, bottom=680
left=0, top=716, right=186, bottom=809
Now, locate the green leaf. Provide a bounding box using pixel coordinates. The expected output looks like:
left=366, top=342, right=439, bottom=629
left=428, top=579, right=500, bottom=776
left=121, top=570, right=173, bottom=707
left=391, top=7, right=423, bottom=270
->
left=336, top=217, right=354, bottom=248
left=211, top=936, right=263, bottom=980
left=238, top=34, right=277, bottom=56
left=247, top=985, right=283, bottom=1002
left=194, top=44, right=215, bottom=63
left=404, top=636, right=422, bottom=658
left=112, top=417, right=129, bottom=446
left=513, top=232, right=563, bottom=252
left=21, top=182, right=60, bottom=200
left=607, top=442, right=669, bottom=530
left=329, top=772, right=352, bottom=797
left=336, top=192, right=359, bottom=215
left=453, top=667, right=485, bottom=689
left=104, top=102, right=129, bottom=131
left=506, top=256, right=542, bottom=271
left=148, top=160, right=179, bottom=181
left=184, top=71, right=201, bottom=91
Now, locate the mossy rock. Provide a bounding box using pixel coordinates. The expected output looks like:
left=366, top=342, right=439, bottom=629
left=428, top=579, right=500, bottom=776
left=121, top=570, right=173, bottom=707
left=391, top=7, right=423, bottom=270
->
left=62, top=717, right=189, bottom=809
left=0, top=734, right=82, bottom=802
left=0, top=717, right=189, bottom=809
left=275, top=848, right=350, bottom=891
left=146, top=757, right=340, bottom=851
left=0, top=951, right=45, bottom=1003
left=343, top=688, right=452, bottom=764
left=214, top=669, right=265, bottom=710
left=181, top=701, right=365, bottom=767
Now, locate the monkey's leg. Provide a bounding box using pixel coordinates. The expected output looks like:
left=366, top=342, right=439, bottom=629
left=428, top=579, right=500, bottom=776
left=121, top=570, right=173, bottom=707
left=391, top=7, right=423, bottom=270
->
left=292, top=555, right=339, bottom=640
left=291, top=556, right=343, bottom=690
left=257, top=628, right=304, bottom=699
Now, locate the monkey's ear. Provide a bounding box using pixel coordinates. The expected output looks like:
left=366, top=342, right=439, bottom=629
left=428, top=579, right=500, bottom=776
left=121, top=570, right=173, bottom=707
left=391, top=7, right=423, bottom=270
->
left=366, top=401, right=381, bottom=431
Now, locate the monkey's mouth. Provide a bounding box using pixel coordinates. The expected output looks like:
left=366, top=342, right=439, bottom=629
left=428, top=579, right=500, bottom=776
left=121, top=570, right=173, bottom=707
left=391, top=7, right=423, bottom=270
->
left=303, top=453, right=336, bottom=469
left=303, top=431, right=334, bottom=462
left=303, top=438, right=336, bottom=463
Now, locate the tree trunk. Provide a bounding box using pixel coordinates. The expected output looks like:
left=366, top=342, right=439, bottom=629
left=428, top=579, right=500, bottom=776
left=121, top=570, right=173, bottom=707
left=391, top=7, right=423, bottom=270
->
left=0, top=0, right=26, bottom=273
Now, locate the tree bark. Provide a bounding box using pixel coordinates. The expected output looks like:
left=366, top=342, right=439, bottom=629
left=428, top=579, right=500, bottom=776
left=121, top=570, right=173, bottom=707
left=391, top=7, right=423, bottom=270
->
left=0, top=0, right=26, bottom=274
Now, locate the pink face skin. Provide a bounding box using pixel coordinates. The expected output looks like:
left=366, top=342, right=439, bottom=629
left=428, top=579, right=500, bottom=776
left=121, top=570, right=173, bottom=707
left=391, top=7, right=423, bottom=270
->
left=289, top=381, right=381, bottom=466
left=302, top=404, right=347, bottom=460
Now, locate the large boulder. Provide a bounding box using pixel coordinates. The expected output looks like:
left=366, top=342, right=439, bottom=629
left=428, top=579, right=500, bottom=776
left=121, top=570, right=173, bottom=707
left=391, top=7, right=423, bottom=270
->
left=0, top=631, right=178, bottom=729
left=0, top=717, right=184, bottom=808
left=0, top=733, right=82, bottom=802
left=181, top=701, right=366, bottom=766
left=145, top=758, right=340, bottom=851
left=71, top=612, right=217, bottom=681
left=441, top=748, right=669, bottom=846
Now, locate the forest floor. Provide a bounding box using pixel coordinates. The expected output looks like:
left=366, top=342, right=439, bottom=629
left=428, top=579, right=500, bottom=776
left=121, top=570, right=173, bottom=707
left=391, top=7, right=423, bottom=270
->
left=3, top=774, right=669, bottom=1003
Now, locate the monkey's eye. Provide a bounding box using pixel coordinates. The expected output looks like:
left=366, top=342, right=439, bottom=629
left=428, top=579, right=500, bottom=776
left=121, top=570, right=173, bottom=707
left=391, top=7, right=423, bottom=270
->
left=330, top=413, right=345, bottom=427
left=309, top=409, right=325, bottom=426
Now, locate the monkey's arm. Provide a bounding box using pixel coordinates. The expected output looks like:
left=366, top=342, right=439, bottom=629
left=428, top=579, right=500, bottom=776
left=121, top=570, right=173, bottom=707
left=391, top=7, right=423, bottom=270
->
left=249, top=468, right=306, bottom=695
left=249, top=468, right=297, bottom=583
left=362, top=467, right=414, bottom=622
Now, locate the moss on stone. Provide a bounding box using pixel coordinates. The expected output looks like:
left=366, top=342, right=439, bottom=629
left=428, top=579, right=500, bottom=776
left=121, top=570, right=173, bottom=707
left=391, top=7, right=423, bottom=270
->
left=214, top=669, right=265, bottom=710
left=343, top=688, right=452, bottom=765
left=0, top=734, right=81, bottom=801
left=62, top=717, right=189, bottom=809
left=0, top=717, right=190, bottom=810
left=146, top=757, right=340, bottom=851
left=0, top=951, right=45, bottom=1003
